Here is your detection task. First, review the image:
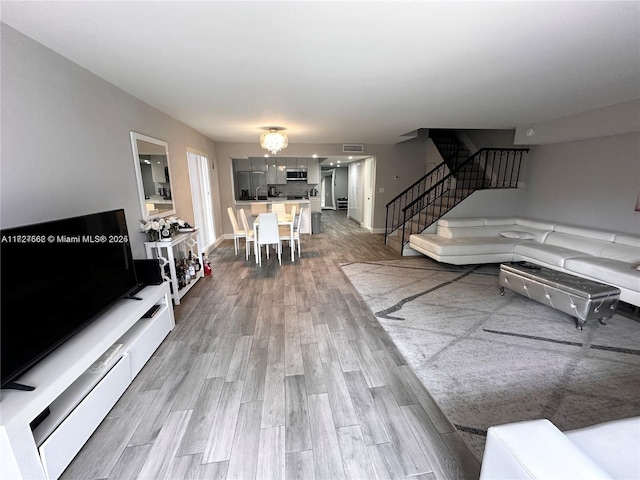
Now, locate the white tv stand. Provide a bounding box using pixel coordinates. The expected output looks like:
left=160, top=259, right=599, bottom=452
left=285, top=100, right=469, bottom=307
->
left=0, top=283, right=174, bottom=480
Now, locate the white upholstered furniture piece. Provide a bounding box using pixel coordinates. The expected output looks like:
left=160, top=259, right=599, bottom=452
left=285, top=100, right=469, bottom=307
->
left=409, top=217, right=640, bottom=307
left=227, top=206, right=245, bottom=256
left=254, top=213, right=282, bottom=266
left=280, top=207, right=303, bottom=259
left=239, top=208, right=255, bottom=261
left=270, top=202, right=286, bottom=215
left=480, top=417, right=640, bottom=479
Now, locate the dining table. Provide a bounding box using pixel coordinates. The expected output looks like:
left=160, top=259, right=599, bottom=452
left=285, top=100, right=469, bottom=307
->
left=252, top=213, right=295, bottom=263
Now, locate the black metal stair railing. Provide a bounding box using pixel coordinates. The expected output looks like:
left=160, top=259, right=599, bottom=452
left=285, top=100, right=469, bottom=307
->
left=429, top=130, right=470, bottom=171
left=385, top=148, right=529, bottom=250
left=384, top=162, right=450, bottom=235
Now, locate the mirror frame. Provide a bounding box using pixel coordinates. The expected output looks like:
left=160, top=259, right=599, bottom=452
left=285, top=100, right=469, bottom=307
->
left=130, top=132, right=176, bottom=220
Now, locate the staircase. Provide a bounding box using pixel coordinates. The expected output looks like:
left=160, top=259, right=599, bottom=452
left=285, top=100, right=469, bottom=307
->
left=385, top=136, right=529, bottom=254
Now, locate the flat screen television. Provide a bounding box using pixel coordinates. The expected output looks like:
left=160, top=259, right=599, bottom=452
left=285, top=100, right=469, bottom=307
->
left=1, top=209, right=139, bottom=390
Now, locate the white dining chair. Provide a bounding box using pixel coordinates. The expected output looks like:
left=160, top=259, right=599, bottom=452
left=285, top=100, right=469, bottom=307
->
left=239, top=208, right=255, bottom=261
left=292, top=207, right=303, bottom=258
left=227, top=207, right=245, bottom=256
left=256, top=213, right=281, bottom=266
left=279, top=207, right=302, bottom=259
left=289, top=205, right=297, bottom=219
left=251, top=202, right=268, bottom=216
left=271, top=203, right=286, bottom=215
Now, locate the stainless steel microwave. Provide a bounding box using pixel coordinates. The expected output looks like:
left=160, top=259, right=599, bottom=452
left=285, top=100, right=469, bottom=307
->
left=286, top=169, right=307, bottom=181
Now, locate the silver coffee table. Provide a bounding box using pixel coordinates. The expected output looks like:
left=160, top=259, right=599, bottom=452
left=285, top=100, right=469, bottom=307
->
left=499, top=263, right=621, bottom=330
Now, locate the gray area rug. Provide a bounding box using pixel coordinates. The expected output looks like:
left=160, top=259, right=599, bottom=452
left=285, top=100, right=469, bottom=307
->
left=340, top=258, right=640, bottom=460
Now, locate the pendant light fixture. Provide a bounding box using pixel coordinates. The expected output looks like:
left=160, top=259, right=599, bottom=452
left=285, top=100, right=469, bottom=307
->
left=260, top=128, right=288, bottom=155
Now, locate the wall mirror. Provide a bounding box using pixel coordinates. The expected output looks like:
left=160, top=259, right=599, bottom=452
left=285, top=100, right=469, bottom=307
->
left=130, top=132, right=176, bottom=220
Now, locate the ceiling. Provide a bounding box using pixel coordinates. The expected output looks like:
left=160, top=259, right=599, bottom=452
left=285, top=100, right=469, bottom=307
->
left=2, top=1, right=639, bottom=146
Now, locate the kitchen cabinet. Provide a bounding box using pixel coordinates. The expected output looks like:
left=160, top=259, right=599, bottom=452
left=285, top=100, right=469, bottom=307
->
left=266, top=159, right=277, bottom=184
left=234, top=158, right=251, bottom=172
left=286, top=158, right=307, bottom=169
left=307, top=158, right=320, bottom=184
left=276, top=159, right=287, bottom=184
left=266, top=158, right=287, bottom=185
left=251, top=158, right=266, bottom=172
left=150, top=155, right=169, bottom=184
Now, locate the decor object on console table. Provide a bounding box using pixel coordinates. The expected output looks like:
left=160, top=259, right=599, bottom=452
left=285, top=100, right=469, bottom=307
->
left=140, top=216, right=192, bottom=242
left=144, top=228, right=203, bottom=305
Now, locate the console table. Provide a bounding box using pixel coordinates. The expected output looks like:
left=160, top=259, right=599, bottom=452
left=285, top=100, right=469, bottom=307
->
left=144, top=229, right=203, bottom=305
left=0, top=283, right=174, bottom=480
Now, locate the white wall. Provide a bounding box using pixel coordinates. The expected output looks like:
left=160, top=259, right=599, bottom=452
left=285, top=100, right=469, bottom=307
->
left=1, top=25, right=219, bottom=258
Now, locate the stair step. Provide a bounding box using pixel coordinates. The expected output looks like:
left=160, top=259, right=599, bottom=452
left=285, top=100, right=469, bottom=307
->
left=385, top=234, right=404, bottom=253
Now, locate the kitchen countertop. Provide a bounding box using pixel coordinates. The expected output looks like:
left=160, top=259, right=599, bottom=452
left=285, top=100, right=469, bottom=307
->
left=145, top=196, right=173, bottom=204
left=235, top=198, right=311, bottom=205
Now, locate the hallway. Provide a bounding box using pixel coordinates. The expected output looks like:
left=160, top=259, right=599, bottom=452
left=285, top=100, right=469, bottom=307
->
left=62, top=210, right=480, bottom=480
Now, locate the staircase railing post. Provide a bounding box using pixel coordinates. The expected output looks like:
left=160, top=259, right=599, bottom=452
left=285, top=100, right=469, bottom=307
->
left=386, top=146, right=528, bottom=252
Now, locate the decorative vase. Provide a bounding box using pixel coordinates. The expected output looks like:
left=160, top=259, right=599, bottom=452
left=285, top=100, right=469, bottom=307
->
left=146, top=230, right=160, bottom=242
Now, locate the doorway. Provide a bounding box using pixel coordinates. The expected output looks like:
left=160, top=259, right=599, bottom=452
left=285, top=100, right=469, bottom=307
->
left=346, top=157, right=375, bottom=230
left=321, top=169, right=336, bottom=210
left=187, top=149, right=216, bottom=252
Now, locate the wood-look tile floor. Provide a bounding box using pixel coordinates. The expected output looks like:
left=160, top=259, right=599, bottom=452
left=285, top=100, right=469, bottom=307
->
left=61, top=210, right=480, bottom=480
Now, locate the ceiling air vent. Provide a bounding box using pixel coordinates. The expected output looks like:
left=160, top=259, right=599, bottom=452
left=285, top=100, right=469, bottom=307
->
left=343, top=144, right=364, bottom=153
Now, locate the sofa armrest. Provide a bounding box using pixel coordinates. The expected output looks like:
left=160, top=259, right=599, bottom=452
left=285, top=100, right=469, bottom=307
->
left=480, top=420, right=613, bottom=480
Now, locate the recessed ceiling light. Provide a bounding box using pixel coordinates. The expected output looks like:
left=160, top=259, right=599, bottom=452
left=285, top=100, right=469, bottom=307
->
left=312, top=154, right=318, bottom=158
left=330, top=162, right=334, bottom=166
left=348, top=156, right=353, bottom=160
left=264, top=154, right=269, bottom=158
left=337, top=161, right=341, bottom=164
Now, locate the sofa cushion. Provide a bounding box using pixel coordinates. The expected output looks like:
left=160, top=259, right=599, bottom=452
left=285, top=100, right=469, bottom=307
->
left=564, top=257, right=640, bottom=291
left=543, top=232, right=610, bottom=256
left=516, top=218, right=557, bottom=231
left=438, top=224, right=510, bottom=238
left=514, top=243, right=584, bottom=267
left=615, top=234, right=640, bottom=248
left=438, top=218, right=487, bottom=227
left=410, top=234, right=519, bottom=256
left=500, top=230, right=537, bottom=240
left=566, top=417, right=640, bottom=480
left=543, top=232, right=640, bottom=262
left=483, top=217, right=519, bottom=226
left=554, top=224, right=617, bottom=242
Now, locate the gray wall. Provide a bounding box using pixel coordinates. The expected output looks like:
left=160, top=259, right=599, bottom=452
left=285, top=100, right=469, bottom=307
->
left=334, top=167, right=348, bottom=199
left=1, top=25, right=219, bottom=257
left=521, top=132, right=640, bottom=234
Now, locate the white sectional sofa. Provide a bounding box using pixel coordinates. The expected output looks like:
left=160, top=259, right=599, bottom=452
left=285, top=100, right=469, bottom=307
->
left=409, top=217, right=640, bottom=306
left=479, top=417, right=640, bottom=479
